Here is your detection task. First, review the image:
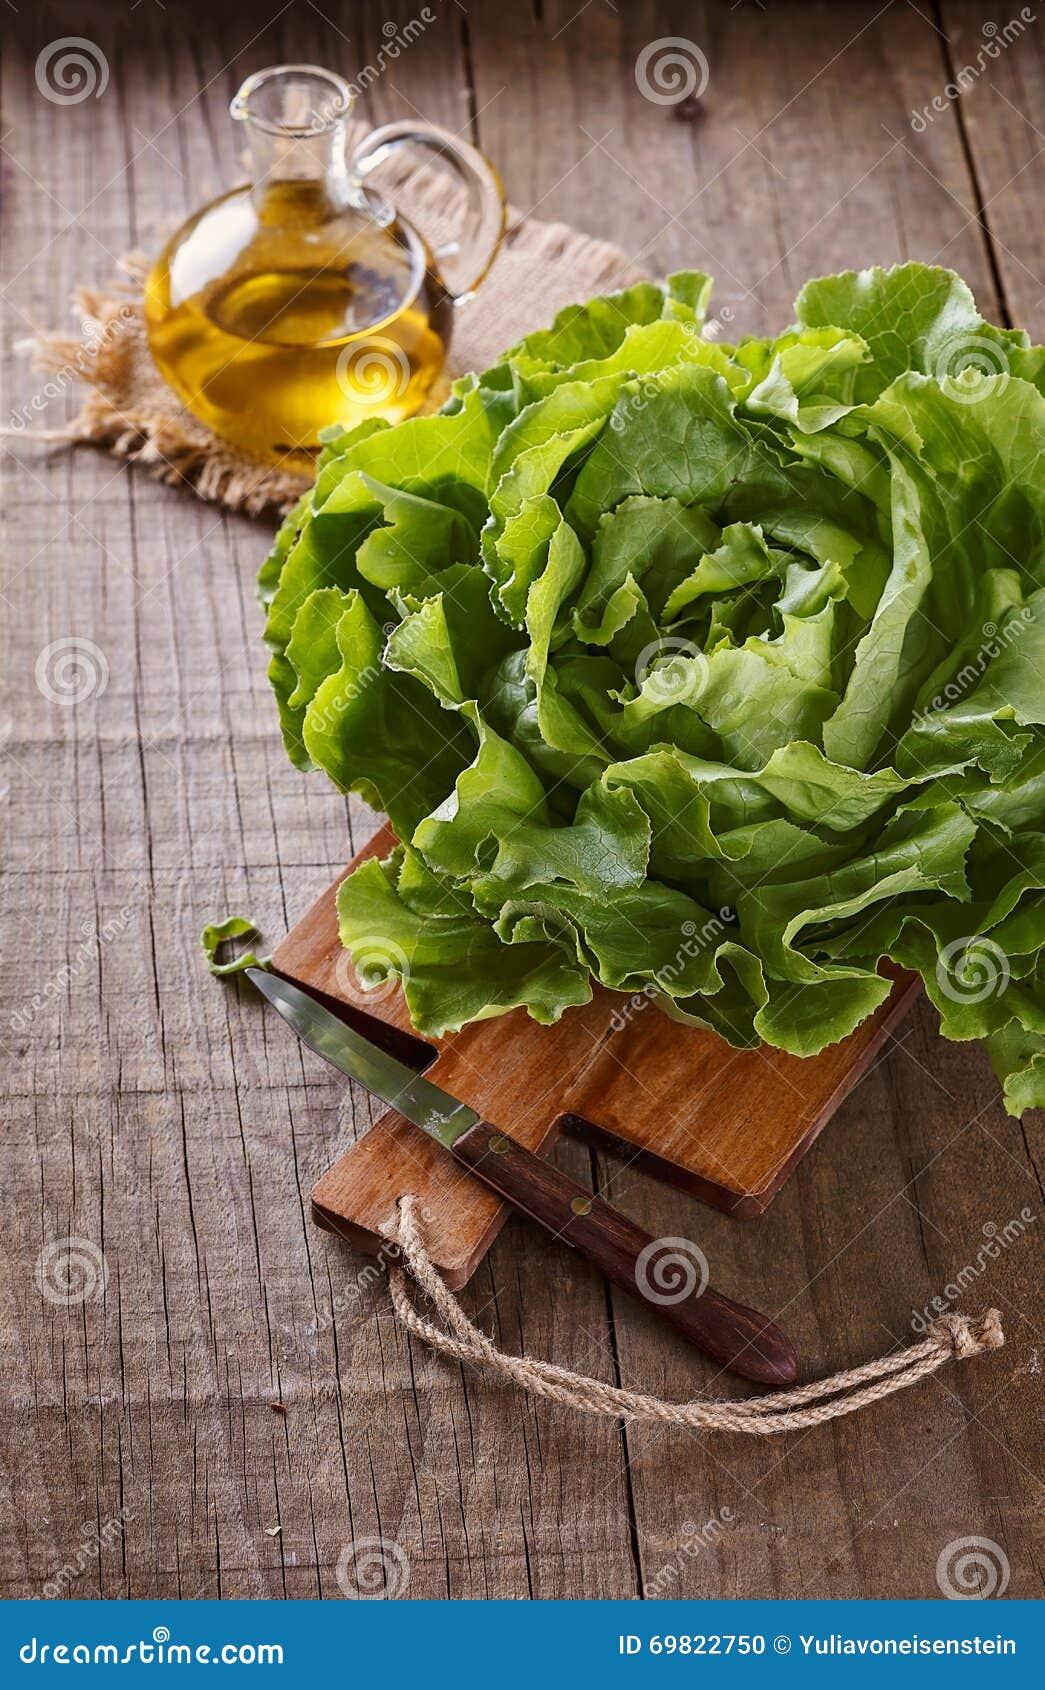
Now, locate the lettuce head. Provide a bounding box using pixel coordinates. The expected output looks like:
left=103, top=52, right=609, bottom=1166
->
left=260, top=263, right=1045, bottom=1116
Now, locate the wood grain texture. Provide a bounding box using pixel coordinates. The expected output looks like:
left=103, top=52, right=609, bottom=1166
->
left=1, top=0, right=1043, bottom=1604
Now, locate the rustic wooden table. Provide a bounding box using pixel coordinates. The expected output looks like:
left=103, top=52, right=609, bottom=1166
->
left=3, top=0, right=1043, bottom=1602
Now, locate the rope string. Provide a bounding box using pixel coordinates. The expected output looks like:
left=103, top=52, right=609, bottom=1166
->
left=384, top=1195, right=1003, bottom=1434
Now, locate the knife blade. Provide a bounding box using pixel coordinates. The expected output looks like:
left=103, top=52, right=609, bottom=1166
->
left=248, top=967, right=797, bottom=1387
left=249, top=967, right=479, bottom=1146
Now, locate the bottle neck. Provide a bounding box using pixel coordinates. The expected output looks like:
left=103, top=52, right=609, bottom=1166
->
left=231, top=67, right=360, bottom=224
left=245, top=117, right=356, bottom=222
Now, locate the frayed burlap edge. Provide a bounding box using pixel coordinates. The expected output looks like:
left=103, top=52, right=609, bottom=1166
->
left=12, top=255, right=310, bottom=517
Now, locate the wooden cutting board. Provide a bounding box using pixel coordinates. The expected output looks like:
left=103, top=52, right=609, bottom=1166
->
left=273, top=824, right=920, bottom=1287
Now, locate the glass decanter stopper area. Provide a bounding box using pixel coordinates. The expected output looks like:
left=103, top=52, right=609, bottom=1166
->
left=145, top=65, right=504, bottom=461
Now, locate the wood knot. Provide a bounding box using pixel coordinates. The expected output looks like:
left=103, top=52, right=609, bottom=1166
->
left=929, top=1309, right=1004, bottom=1358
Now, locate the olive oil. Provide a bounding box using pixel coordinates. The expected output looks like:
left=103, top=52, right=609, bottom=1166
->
left=146, top=187, right=452, bottom=460
left=144, top=66, right=504, bottom=464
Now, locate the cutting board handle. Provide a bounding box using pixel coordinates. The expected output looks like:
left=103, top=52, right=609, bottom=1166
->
left=451, top=1120, right=797, bottom=1387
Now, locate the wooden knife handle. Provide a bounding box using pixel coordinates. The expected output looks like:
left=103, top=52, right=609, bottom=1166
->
left=451, top=1120, right=797, bottom=1387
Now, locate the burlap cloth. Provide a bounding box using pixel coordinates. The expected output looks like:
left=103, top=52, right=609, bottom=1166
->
left=14, top=131, right=643, bottom=516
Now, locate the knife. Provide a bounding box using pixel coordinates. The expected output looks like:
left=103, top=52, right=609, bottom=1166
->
left=248, top=968, right=797, bottom=1387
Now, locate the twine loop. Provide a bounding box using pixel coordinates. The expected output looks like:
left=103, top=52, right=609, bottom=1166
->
left=383, top=1195, right=1003, bottom=1434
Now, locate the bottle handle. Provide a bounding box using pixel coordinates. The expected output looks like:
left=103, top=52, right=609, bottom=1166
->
left=348, top=121, right=506, bottom=304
